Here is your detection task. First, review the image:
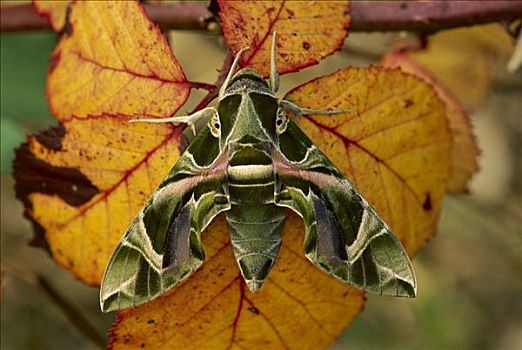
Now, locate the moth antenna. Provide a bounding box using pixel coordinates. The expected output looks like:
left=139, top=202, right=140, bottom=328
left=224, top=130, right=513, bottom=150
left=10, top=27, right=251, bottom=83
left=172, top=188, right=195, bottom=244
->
left=279, top=100, right=351, bottom=118
left=129, top=107, right=217, bottom=136
left=270, top=31, right=280, bottom=94
left=219, top=46, right=250, bottom=99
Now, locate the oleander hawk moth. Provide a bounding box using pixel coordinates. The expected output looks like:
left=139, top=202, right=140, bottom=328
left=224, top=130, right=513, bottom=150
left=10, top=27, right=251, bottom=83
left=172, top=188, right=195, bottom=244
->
left=100, top=34, right=416, bottom=312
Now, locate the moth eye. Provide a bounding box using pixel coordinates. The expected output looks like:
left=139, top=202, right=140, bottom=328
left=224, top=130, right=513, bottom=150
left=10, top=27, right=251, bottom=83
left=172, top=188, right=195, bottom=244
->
left=276, top=109, right=288, bottom=134
left=210, top=114, right=221, bottom=137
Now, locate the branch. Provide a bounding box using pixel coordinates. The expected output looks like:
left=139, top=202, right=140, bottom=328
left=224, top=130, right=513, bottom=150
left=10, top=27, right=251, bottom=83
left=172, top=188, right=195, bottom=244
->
left=0, top=2, right=215, bottom=33
left=2, top=1, right=522, bottom=34
left=350, top=1, right=522, bottom=33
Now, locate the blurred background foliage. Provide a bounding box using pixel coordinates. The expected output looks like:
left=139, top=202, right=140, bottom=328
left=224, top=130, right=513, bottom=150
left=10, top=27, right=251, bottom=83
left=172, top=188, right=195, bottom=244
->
left=1, top=9, right=521, bottom=350
left=1, top=32, right=54, bottom=174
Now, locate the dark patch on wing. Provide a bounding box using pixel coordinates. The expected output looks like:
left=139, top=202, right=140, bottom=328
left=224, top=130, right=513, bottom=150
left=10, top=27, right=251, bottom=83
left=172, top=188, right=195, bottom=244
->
left=161, top=203, right=202, bottom=270
left=278, top=121, right=310, bottom=162
left=187, top=126, right=220, bottom=167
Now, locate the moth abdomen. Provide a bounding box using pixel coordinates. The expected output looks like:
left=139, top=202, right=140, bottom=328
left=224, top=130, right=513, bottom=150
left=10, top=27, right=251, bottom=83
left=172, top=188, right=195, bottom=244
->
left=226, top=204, right=285, bottom=292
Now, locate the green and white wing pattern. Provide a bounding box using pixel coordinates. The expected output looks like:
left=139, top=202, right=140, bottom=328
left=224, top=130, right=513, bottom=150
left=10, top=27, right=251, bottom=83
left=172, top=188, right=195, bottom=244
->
left=274, top=120, right=416, bottom=297
left=100, top=127, right=230, bottom=312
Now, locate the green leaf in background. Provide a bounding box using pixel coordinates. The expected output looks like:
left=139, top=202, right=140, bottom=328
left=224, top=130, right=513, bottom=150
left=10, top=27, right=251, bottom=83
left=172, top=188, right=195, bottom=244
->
left=1, top=32, right=56, bottom=174
left=1, top=118, right=25, bottom=173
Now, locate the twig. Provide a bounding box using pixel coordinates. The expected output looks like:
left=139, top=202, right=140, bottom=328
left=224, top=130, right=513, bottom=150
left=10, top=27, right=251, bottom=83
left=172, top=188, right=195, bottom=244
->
left=1, top=3, right=49, bottom=32
left=2, top=1, right=522, bottom=34
left=189, top=81, right=216, bottom=91
left=143, top=2, right=214, bottom=31
left=1, top=260, right=106, bottom=349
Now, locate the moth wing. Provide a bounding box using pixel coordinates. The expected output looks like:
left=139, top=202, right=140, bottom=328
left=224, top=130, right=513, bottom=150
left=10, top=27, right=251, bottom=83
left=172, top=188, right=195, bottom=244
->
left=274, top=120, right=416, bottom=297
left=100, top=127, right=230, bottom=312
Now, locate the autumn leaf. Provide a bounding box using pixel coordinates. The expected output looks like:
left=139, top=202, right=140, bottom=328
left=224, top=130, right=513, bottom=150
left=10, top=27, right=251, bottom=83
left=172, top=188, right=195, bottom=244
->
left=219, top=0, right=351, bottom=76
left=46, top=1, right=190, bottom=120
left=377, top=24, right=513, bottom=192
left=382, top=51, right=479, bottom=192
left=404, top=24, right=514, bottom=112
left=15, top=115, right=183, bottom=285
left=33, top=0, right=72, bottom=32
left=284, top=67, right=451, bottom=255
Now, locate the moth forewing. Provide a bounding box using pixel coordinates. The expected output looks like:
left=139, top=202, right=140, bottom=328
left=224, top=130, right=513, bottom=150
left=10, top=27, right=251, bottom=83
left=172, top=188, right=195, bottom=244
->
left=100, top=126, right=230, bottom=312
left=273, top=119, right=416, bottom=297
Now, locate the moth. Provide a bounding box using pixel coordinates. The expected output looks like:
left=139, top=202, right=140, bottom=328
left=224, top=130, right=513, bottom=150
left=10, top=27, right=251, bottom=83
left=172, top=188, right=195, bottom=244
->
left=100, top=33, right=416, bottom=312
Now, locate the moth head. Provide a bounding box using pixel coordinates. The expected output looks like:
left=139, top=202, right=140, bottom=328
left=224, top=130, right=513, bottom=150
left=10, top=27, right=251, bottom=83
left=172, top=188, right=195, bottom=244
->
left=218, top=67, right=281, bottom=147
left=209, top=111, right=221, bottom=138
left=223, top=68, right=270, bottom=96
left=276, top=107, right=289, bottom=134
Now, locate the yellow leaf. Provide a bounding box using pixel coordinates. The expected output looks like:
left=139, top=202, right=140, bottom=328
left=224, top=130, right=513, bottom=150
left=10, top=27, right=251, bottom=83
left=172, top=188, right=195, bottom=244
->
left=408, top=24, right=514, bottom=111
left=382, top=51, right=480, bottom=192
left=47, top=1, right=190, bottom=120
left=33, top=0, right=72, bottom=32
left=285, top=67, right=452, bottom=255
left=15, top=115, right=182, bottom=285
left=219, top=0, right=351, bottom=76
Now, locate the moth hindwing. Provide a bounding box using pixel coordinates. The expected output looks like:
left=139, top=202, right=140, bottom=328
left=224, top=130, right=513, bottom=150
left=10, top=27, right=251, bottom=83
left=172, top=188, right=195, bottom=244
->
left=100, top=35, right=416, bottom=312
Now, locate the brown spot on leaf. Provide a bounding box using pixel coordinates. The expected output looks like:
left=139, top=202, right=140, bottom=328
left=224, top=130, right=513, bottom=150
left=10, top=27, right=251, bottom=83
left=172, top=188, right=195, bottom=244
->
left=14, top=143, right=99, bottom=206
left=28, top=219, right=50, bottom=251
left=63, top=4, right=74, bottom=36
left=403, top=99, right=414, bottom=108
left=423, top=193, right=432, bottom=211
left=13, top=122, right=101, bottom=243
left=34, top=124, right=66, bottom=151
left=248, top=306, right=259, bottom=315
left=13, top=137, right=99, bottom=255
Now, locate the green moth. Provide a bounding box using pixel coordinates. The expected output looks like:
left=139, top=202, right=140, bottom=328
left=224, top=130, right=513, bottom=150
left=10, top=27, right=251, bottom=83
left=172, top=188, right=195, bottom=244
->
left=100, top=34, right=416, bottom=312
